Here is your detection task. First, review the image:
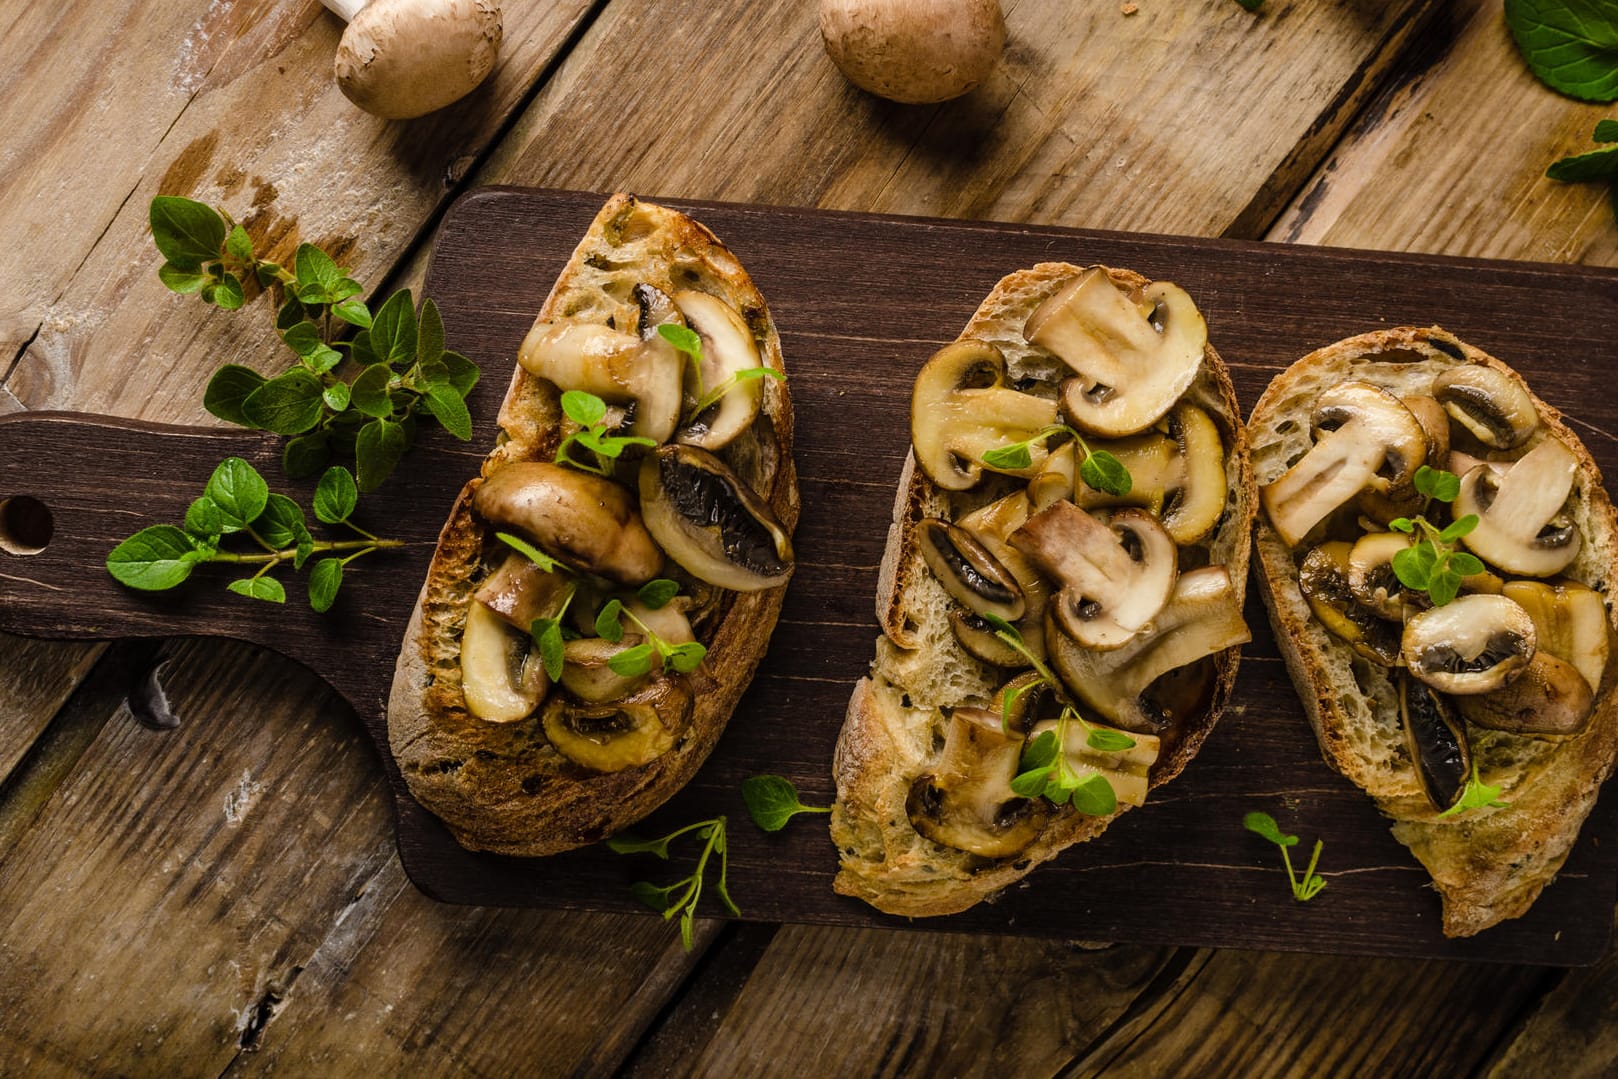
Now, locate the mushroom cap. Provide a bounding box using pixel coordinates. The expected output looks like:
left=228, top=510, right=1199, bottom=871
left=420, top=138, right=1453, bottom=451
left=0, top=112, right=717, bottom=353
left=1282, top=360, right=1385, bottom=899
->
left=334, top=0, right=503, bottom=120
left=637, top=445, right=794, bottom=591
left=1455, top=436, right=1582, bottom=578
left=1457, top=652, right=1595, bottom=736
left=1433, top=364, right=1539, bottom=450
left=1401, top=594, right=1536, bottom=695
left=673, top=289, right=765, bottom=451
left=818, top=0, right=1005, bottom=105
left=472, top=462, right=663, bottom=585
left=909, top=338, right=1057, bottom=491
left=1399, top=674, right=1470, bottom=813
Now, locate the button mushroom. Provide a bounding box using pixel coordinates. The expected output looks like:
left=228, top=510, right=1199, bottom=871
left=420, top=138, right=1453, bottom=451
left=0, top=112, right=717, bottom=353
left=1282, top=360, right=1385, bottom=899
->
left=1297, top=542, right=1401, bottom=666
left=1454, top=436, right=1583, bottom=578
left=910, top=339, right=1058, bottom=490
left=1358, top=395, right=1451, bottom=525
left=638, top=445, right=793, bottom=591
left=1401, top=594, right=1536, bottom=695
left=473, top=551, right=574, bottom=630
left=950, top=492, right=1049, bottom=664
left=1010, top=501, right=1177, bottom=652
left=905, top=706, right=1049, bottom=858
left=1457, top=652, right=1595, bottom=736
left=560, top=602, right=696, bottom=703
left=541, top=677, right=692, bottom=773
left=517, top=319, right=684, bottom=444
left=917, top=519, right=1025, bottom=622
left=1399, top=673, right=1471, bottom=814
left=1433, top=364, right=1539, bottom=450
left=1347, top=532, right=1416, bottom=621
left=1260, top=382, right=1426, bottom=548
left=673, top=290, right=766, bottom=451
left=473, top=463, right=663, bottom=585
left=1064, top=404, right=1228, bottom=545
left=1046, top=566, right=1251, bottom=732
left=1501, top=580, right=1611, bottom=695
left=1022, top=268, right=1207, bottom=439
left=326, top=0, right=503, bottom=120
left=460, top=598, right=547, bottom=723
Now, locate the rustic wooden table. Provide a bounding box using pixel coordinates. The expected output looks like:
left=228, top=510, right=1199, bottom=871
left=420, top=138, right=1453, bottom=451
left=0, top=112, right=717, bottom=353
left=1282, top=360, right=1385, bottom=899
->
left=3, top=0, right=1617, bottom=1074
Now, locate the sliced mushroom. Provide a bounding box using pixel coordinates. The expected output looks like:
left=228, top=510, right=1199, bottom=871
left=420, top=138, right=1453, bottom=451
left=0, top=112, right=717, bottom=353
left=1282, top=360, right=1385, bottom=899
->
left=1046, top=566, right=1251, bottom=732
left=1433, top=364, right=1539, bottom=450
left=633, top=283, right=684, bottom=335
left=517, top=319, right=684, bottom=443
left=991, top=670, right=1062, bottom=736
left=1260, top=383, right=1426, bottom=548
left=1023, top=268, right=1207, bottom=438
left=1457, top=652, right=1595, bottom=736
left=674, top=289, right=765, bottom=451
left=1011, top=502, right=1177, bottom=651
left=473, top=551, right=573, bottom=630
left=1067, top=404, right=1227, bottom=545
left=1358, top=395, right=1451, bottom=524
left=460, top=599, right=547, bottom=723
left=951, top=491, right=1048, bottom=663
left=560, top=602, right=696, bottom=703
left=1401, top=594, right=1536, bottom=695
left=905, top=706, right=1049, bottom=858
left=1028, top=717, right=1162, bottom=807
left=638, top=444, right=793, bottom=590
left=1347, top=531, right=1415, bottom=621
left=541, top=678, right=692, bottom=772
left=473, top=463, right=663, bottom=585
left=1501, top=579, right=1611, bottom=695
left=910, top=339, right=1058, bottom=490
left=918, top=519, right=1025, bottom=621
left=1297, top=542, right=1401, bottom=665
left=1399, top=673, right=1470, bottom=814
left=1455, top=436, right=1582, bottom=578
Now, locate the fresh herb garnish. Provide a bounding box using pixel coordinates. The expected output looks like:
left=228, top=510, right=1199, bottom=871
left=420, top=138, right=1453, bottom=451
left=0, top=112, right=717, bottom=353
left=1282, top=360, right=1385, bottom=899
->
left=1505, top=0, right=1618, bottom=103
left=528, top=587, right=578, bottom=683
left=980, top=613, right=1065, bottom=719
left=150, top=196, right=479, bottom=490
left=656, top=322, right=786, bottom=420
left=495, top=531, right=566, bottom=575
left=106, top=459, right=398, bottom=610
left=1243, top=811, right=1327, bottom=901
left=1232, top=0, right=1264, bottom=11
left=741, top=775, right=832, bottom=832
left=982, top=423, right=1132, bottom=497
left=1546, top=120, right=1618, bottom=226
left=608, top=817, right=738, bottom=951
left=1438, top=759, right=1511, bottom=819
left=1388, top=467, right=1485, bottom=606
left=595, top=592, right=708, bottom=676
left=554, top=390, right=657, bottom=475
left=1010, top=719, right=1121, bottom=816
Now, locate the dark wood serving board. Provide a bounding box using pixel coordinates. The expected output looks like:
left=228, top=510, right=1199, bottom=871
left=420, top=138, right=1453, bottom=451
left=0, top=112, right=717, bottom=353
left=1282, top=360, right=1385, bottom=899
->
left=3, top=188, right=1617, bottom=965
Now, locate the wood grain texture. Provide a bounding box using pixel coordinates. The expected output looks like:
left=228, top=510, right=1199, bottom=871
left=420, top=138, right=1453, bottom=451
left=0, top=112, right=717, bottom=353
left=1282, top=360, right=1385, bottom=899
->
left=0, top=636, right=101, bottom=782
left=477, top=0, right=1439, bottom=235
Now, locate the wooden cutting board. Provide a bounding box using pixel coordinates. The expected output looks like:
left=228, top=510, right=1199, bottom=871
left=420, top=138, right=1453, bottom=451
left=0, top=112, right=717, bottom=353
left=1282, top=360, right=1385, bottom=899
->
left=3, top=187, right=1616, bottom=965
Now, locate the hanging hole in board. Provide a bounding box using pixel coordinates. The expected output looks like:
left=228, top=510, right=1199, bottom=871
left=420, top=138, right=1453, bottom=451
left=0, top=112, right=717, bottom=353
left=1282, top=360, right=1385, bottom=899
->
left=0, top=496, right=53, bottom=555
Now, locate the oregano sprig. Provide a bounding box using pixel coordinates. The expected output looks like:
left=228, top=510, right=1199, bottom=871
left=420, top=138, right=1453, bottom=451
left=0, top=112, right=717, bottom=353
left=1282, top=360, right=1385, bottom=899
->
left=982, top=423, right=1132, bottom=497
left=741, top=775, right=831, bottom=832
left=106, top=459, right=399, bottom=611
left=1243, top=811, right=1327, bottom=902
left=1010, top=716, right=1123, bottom=816
left=1388, top=466, right=1485, bottom=606
left=554, top=390, right=657, bottom=475
left=595, top=586, right=708, bottom=677
left=608, top=817, right=738, bottom=951
left=1546, top=120, right=1618, bottom=227
left=150, top=196, right=479, bottom=491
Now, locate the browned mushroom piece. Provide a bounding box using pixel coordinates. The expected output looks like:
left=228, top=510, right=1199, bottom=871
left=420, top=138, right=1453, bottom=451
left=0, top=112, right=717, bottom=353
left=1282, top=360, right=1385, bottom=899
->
left=541, top=678, right=693, bottom=772
left=1401, top=594, right=1537, bottom=696
left=673, top=289, right=767, bottom=451
left=638, top=444, right=793, bottom=591
left=909, top=339, right=1058, bottom=490
left=460, top=599, right=547, bottom=723
left=917, top=519, right=1025, bottom=622
left=1399, top=673, right=1471, bottom=813
left=1501, top=579, right=1610, bottom=695
left=516, top=318, right=685, bottom=444
left=905, top=706, right=1048, bottom=858
left=1432, top=365, right=1539, bottom=450
left=1454, top=437, right=1582, bottom=578
left=473, top=551, right=574, bottom=630
left=473, top=462, right=663, bottom=585
left=1457, top=652, right=1595, bottom=736
left=1297, top=542, right=1401, bottom=666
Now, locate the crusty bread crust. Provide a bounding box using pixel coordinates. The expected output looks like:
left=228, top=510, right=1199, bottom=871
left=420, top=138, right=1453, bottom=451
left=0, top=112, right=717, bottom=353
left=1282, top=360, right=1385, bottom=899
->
left=387, top=194, right=798, bottom=856
left=1248, top=326, right=1618, bottom=936
left=831, top=263, right=1254, bottom=916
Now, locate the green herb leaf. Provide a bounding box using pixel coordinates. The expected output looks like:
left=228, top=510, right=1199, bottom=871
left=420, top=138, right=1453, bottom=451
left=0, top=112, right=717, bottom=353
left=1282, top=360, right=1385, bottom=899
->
left=664, top=642, right=708, bottom=674
left=629, top=880, right=678, bottom=913
left=1086, top=726, right=1137, bottom=752
left=1413, top=465, right=1462, bottom=501
left=1547, top=142, right=1618, bottom=181
left=606, top=832, right=674, bottom=858
left=106, top=525, right=201, bottom=590
left=1080, top=450, right=1132, bottom=497
left=204, top=457, right=270, bottom=532
left=1438, top=760, right=1511, bottom=818
left=982, top=441, right=1034, bottom=470
left=369, top=290, right=418, bottom=368
left=149, top=196, right=226, bottom=271
left=322, top=382, right=350, bottom=412
left=1392, top=543, right=1437, bottom=590
left=1428, top=569, right=1462, bottom=607
left=225, top=225, right=254, bottom=265
left=307, top=558, right=343, bottom=613
left=531, top=618, right=566, bottom=682
left=638, top=579, right=680, bottom=609
left=1069, top=773, right=1118, bottom=816
left=609, top=642, right=655, bottom=677
left=1439, top=514, right=1479, bottom=542
left=333, top=297, right=372, bottom=328
left=228, top=576, right=287, bottom=603
left=1505, top=0, right=1618, bottom=103
left=733, top=366, right=786, bottom=384
left=423, top=381, right=473, bottom=441
left=350, top=363, right=395, bottom=419
left=183, top=496, right=224, bottom=540
left=1449, top=551, right=1486, bottom=577
left=1242, top=811, right=1297, bottom=848
left=561, top=389, right=609, bottom=428
left=282, top=431, right=331, bottom=479
left=741, top=775, right=831, bottom=832
left=158, top=264, right=212, bottom=294
left=293, top=243, right=345, bottom=304
left=213, top=272, right=245, bottom=310
left=440, top=350, right=480, bottom=397
left=1019, top=729, right=1059, bottom=772
left=256, top=493, right=307, bottom=548
left=495, top=532, right=562, bottom=573
left=1388, top=517, right=1416, bottom=534
left=203, top=365, right=268, bottom=428
left=596, top=598, right=626, bottom=642
left=658, top=323, right=703, bottom=360
left=417, top=298, right=446, bottom=366
left=314, top=466, right=359, bottom=524
left=355, top=418, right=407, bottom=492
left=242, top=368, right=326, bottom=435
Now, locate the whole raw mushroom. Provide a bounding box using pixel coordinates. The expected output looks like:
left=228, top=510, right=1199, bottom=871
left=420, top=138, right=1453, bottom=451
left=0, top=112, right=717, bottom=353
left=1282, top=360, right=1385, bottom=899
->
left=819, top=0, right=1005, bottom=104
left=323, top=0, right=503, bottom=119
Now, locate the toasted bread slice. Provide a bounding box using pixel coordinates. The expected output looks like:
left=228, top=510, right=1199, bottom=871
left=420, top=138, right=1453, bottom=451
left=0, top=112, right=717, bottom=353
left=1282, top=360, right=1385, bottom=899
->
left=1249, top=326, right=1618, bottom=936
left=388, top=194, right=798, bottom=856
left=831, top=263, right=1254, bottom=916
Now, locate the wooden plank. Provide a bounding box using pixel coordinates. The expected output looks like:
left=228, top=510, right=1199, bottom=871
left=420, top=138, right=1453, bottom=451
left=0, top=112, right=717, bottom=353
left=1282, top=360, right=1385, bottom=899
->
left=476, top=0, right=1439, bottom=236
left=0, top=635, right=101, bottom=783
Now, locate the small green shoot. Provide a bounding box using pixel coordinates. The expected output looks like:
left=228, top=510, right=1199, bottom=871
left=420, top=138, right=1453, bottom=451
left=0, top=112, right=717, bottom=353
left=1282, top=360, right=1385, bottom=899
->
left=608, top=817, right=738, bottom=951
left=741, top=775, right=832, bottom=832
left=1243, top=811, right=1327, bottom=902
left=982, top=423, right=1132, bottom=497
left=595, top=589, right=708, bottom=676
left=554, top=390, right=657, bottom=475
left=1388, top=467, right=1484, bottom=606
left=1438, top=759, right=1511, bottom=819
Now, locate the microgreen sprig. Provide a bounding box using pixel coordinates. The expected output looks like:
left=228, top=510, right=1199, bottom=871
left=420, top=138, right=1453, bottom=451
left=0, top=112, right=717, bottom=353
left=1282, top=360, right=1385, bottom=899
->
left=982, top=423, right=1131, bottom=497
left=554, top=390, right=657, bottom=476
left=980, top=613, right=1065, bottom=720
left=150, top=196, right=479, bottom=491
left=742, top=775, right=832, bottom=832
left=1545, top=120, right=1618, bottom=228
left=1010, top=716, right=1122, bottom=816
left=106, top=458, right=399, bottom=611
left=1243, top=811, right=1327, bottom=901
left=595, top=582, right=708, bottom=677
left=608, top=817, right=738, bottom=951
left=656, top=323, right=786, bottom=421
left=1438, top=759, right=1511, bottom=819
left=1388, top=467, right=1485, bottom=606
